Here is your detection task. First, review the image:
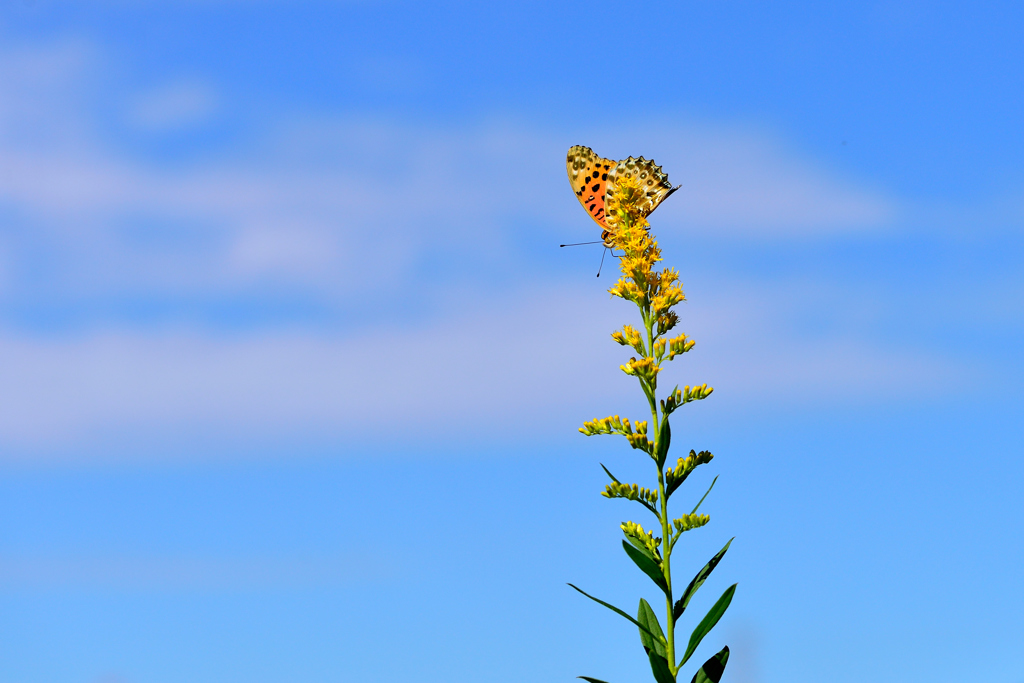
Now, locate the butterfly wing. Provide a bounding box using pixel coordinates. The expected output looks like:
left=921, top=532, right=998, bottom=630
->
left=567, top=145, right=616, bottom=229
left=605, top=156, right=679, bottom=219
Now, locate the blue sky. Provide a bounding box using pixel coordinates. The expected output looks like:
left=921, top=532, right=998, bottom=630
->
left=1, top=2, right=1022, bottom=682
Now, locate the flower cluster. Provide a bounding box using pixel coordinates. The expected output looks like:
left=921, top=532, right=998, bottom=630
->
left=580, top=414, right=655, bottom=453
left=611, top=324, right=645, bottom=355
left=580, top=414, right=646, bottom=436
left=621, top=520, right=663, bottom=561
left=602, top=176, right=694, bottom=399
left=672, top=513, right=710, bottom=534
left=603, top=481, right=659, bottom=506
left=665, top=449, right=715, bottom=497
left=661, top=384, right=715, bottom=417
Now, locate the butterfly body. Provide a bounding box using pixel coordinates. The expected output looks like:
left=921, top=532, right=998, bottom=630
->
left=566, top=145, right=679, bottom=246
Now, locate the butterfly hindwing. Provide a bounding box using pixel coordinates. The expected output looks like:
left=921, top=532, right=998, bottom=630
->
left=566, top=145, right=615, bottom=229
left=606, top=156, right=679, bottom=219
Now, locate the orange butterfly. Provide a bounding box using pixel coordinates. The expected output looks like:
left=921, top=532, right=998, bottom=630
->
left=566, top=145, right=679, bottom=247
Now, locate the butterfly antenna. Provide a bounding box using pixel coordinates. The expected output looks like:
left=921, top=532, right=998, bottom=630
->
left=596, top=246, right=608, bottom=277
left=560, top=240, right=603, bottom=247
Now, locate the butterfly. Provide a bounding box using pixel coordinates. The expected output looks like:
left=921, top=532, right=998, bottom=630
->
left=566, top=145, right=679, bottom=247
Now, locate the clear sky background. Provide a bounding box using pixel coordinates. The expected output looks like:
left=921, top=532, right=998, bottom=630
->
left=1, top=2, right=1022, bottom=682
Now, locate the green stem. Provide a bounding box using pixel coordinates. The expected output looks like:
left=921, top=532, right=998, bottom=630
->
left=658, top=461, right=675, bottom=675
left=644, top=307, right=676, bottom=676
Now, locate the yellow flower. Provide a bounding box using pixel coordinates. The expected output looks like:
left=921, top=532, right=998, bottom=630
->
left=605, top=175, right=651, bottom=231
left=606, top=177, right=682, bottom=324
left=672, top=513, right=710, bottom=534
left=603, top=481, right=659, bottom=506
left=666, top=333, right=695, bottom=360
left=620, top=356, right=661, bottom=384
left=611, top=324, right=645, bottom=354
left=652, top=286, right=684, bottom=316
left=621, top=520, right=662, bottom=560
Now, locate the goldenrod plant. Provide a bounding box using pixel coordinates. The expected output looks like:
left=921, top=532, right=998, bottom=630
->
left=570, top=174, right=735, bottom=683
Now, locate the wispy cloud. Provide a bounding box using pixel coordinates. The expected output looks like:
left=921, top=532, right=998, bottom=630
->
left=0, top=39, right=974, bottom=458
left=0, top=283, right=971, bottom=455
left=127, top=80, right=219, bottom=131
left=0, top=40, right=902, bottom=308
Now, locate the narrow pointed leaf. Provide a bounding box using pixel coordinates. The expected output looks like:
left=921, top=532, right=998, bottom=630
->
left=600, top=463, right=621, bottom=483
left=689, top=646, right=729, bottom=683
left=567, top=583, right=662, bottom=643
left=622, top=541, right=669, bottom=594
left=637, top=598, right=667, bottom=657
left=673, top=538, right=733, bottom=621
left=579, top=677, right=613, bottom=683
left=680, top=584, right=736, bottom=666
left=689, top=475, right=718, bottom=515
left=648, top=650, right=676, bottom=683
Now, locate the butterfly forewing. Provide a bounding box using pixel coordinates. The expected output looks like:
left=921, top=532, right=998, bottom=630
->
left=566, top=145, right=615, bottom=229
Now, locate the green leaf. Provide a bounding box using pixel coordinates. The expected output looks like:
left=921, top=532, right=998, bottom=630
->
left=567, top=583, right=662, bottom=644
left=673, top=538, right=732, bottom=621
left=578, top=677, right=613, bottom=683
left=689, top=646, right=729, bottom=683
left=648, top=650, right=676, bottom=683
left=600, top=463, right=621, bottom=483
left=690, top=475, right=718, bottom=515
left=680, top=584, right=736, bottom=666
left=654, top=419, right=671, bottom=469
left=623, top=532, right=658, bottom=563
left=637, top=598, right=667, bottom=657
left=622, top=541, right=669, bottom=595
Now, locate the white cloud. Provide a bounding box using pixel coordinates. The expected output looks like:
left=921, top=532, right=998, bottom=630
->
left=0, top=115, right=900, bottom=302
left=227, top=222, right=340, bottom=279
left=0, top=284, right=970, bottom=456
left=0, top=39, right=902, bottom=307
left=0, top=40, right=972, bottom=459
left=127, top=80, right=219, bottom=130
